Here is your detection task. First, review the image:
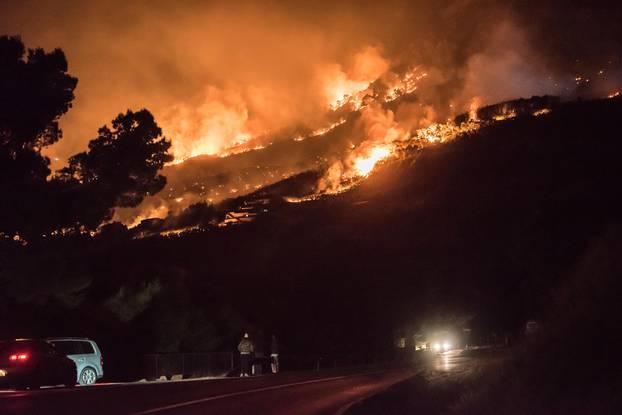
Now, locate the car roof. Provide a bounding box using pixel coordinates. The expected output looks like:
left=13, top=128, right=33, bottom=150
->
left=46, top=337, right=94, bottom=342
left=0, top=339, right=49, bottom=351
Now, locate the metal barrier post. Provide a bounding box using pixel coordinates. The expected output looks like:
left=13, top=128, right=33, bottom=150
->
left=182, top=354, right=185, bottom=377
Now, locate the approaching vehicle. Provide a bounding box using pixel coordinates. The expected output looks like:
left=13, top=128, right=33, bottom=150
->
left=47, top=337, right=103, bottom=385
left=0, top=339, right=77, bottom=390
left=429, top=330, right=458, bottom=353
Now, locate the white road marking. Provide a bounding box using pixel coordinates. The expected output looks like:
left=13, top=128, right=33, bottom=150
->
left=0, top=377, right=223, bottom=396
left=132, top=371, right=385, bottom=415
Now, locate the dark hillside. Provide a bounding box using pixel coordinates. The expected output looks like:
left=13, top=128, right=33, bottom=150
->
left=2, top=97, right=621, bottom=379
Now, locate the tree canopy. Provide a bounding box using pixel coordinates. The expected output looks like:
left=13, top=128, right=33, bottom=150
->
left=0, top=35, right=78, bottom=236
left=0, top=36, right=172, bottom=237
left=0, top=35, right=77, bottom=157
left=57, top=110, right=173, bottom=229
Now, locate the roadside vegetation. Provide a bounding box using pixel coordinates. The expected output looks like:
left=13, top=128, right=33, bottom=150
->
left=450, top=229, right=622, bottom=415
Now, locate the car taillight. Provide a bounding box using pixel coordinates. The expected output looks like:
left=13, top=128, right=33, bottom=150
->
left=100, top=355, right=104, bottom=367
left=9, top=353, right=29, bottom=362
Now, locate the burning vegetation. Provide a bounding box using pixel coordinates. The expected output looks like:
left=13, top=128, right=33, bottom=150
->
left=115, top=58, right=567, bottom=230
left=120, top=93, right=568, bottom=237
left=1, top=1, right=621, bottom=236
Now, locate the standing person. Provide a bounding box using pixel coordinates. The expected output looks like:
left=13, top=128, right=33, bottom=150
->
left=270, top=334, right=279, bottom=374
left=238, top=333, right=254, bottom=377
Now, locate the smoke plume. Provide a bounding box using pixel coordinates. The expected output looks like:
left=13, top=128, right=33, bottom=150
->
left=1, top=0, right=621, bottom=225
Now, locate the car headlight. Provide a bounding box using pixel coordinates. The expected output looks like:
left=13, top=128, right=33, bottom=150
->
left=0, top=369, right=7, bottom=377
left=432, top=343, right=441, bottom=351
left=442, top=342, right=451, bottom=351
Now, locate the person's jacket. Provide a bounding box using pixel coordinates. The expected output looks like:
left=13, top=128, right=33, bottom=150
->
left=271, top=337, right=279, bottom=354
left=238, top=339, right=254, bottom=354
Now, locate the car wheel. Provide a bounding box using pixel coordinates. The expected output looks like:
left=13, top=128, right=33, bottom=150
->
left=79, top=367, right=97, bottom=385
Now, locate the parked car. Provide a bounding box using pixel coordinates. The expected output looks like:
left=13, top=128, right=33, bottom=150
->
left=47, top=337, right=103, bottom=385
left=0, top=339, right=77, bottom=390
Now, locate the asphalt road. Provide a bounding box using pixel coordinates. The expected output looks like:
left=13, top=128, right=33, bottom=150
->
left=0, top=368, right=415, bottom=415
left=344, top=349, right=506, bottom=415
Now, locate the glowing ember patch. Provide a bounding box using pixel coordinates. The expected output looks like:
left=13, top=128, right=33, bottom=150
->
left=533, top=108, right=551, bottom=116
left=493, top=110, right=517, bottom=121
left=416, top=122, right=480, bottom=144
left=354, top=146, right=392, bottom=176
left=284, top=196, right=317, bottom=204
left=608, top=91, right=620, bottom=99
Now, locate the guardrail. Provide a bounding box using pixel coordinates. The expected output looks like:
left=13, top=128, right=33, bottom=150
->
left=143, top=352, right=234, bottom=380
left=142, top=352, right=384, bottom=380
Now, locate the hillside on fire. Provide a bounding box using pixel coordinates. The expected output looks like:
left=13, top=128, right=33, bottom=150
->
left=2, top=95, right=622, bottom=381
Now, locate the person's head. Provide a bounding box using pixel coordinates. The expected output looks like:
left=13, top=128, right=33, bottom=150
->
left=244, top=332, right=249, bottom=339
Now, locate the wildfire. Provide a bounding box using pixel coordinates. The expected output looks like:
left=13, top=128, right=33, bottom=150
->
left=415, top=121, right=480, bottom=144
left=609, top=91, right=621, bottom=99
left=326, top=76, right=371, bottom=110
left=292, top=118, right=347, bottom=142
left=353, top=145, right=393, bottom=176
left=313, top=102, right=485, bottom=198
left=322, top=47, right=389, bottom=110
left=314, top=97, right=556, bottom=197
left=126, top=41, right=567, bottom=228
left=162, top=48, right=431, bottom=168
left=162, top=86, right=257, bottom=165
left=468, top=97, right=481, bottom=121
left=384, top=70, right=428, bottom=101
left=533, top=108, right=551, bottom=116
left=116, top=203, right=170, bottom=229
left=493, top=110, right=517, bottom=121
left=218, top=144, right=266, bottom=158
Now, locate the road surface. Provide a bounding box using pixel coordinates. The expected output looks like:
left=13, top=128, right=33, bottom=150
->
left=345, top=348, right=509, bottom=415
left=0, top=368, right=415, bottom=415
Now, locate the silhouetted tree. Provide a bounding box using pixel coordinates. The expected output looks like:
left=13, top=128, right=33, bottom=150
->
left=0, top=35, right=77, bottom=235
left=56, top=109, right=173, bottom=229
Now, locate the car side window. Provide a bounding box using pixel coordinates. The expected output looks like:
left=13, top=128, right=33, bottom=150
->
left=80, top=342, right=95, bottom=354
left=52, top=341, right=81, bottom=355
left=50, top=341, right=97, bottom=355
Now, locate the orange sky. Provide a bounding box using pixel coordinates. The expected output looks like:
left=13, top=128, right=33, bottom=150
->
left=1, top=0, right=620, bottom=168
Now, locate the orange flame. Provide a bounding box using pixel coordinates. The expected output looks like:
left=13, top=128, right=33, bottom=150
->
left=321, top=46, right=389, bottom=110
left=353, top=145, right=393, bottom=176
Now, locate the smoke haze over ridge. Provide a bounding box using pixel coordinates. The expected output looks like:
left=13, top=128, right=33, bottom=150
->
left=2, top=0, right=620, bottom=166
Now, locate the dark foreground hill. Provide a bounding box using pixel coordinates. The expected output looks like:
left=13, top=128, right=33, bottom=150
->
left=1, top=97, right=621, bottom=381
